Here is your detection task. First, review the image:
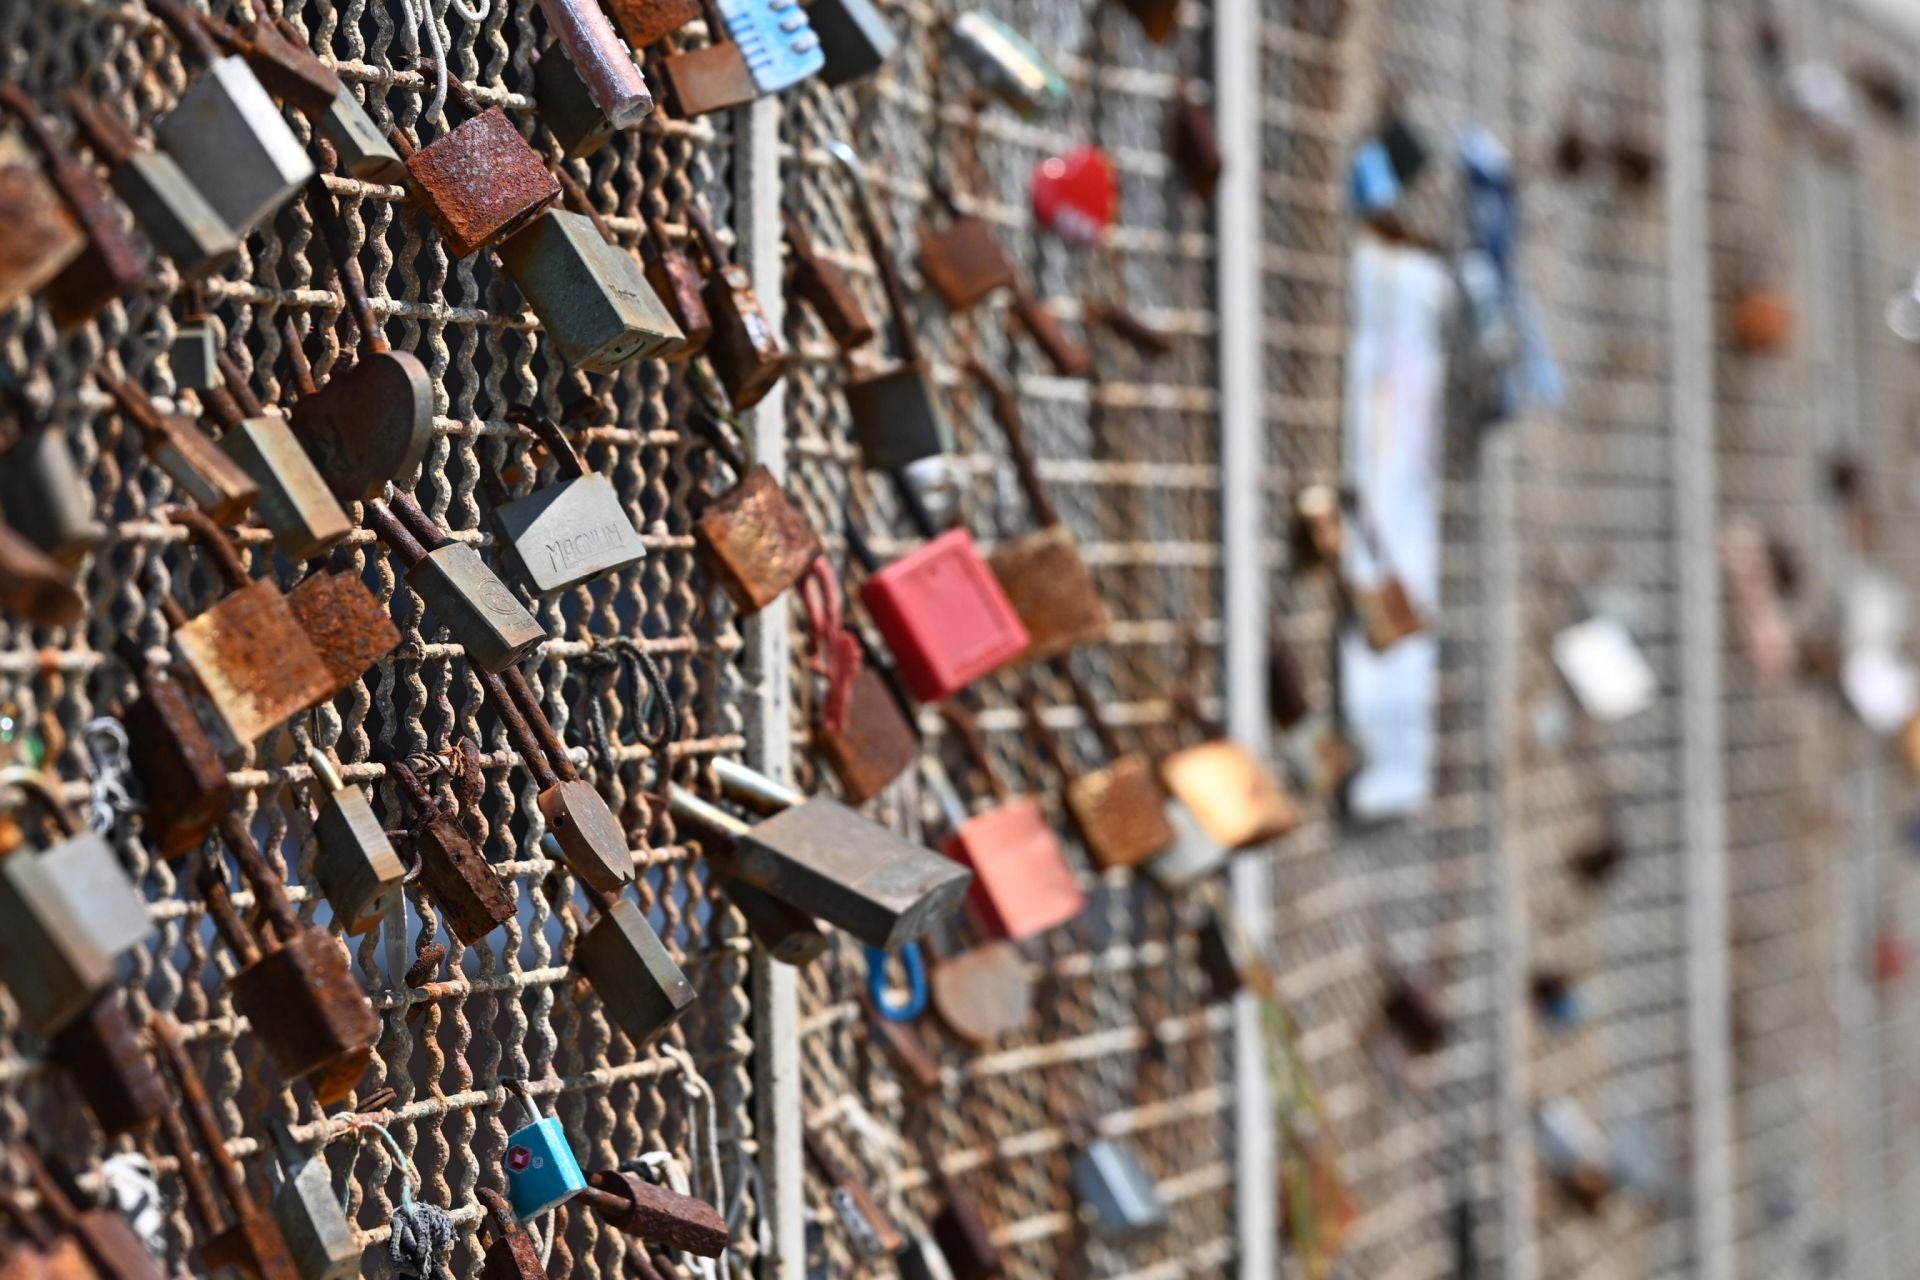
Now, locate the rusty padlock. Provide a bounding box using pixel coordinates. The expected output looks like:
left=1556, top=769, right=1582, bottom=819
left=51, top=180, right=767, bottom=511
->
left=970, top=361, right=1108, bottom=662
left=64, top=87, right=238, bottom=282
left=150, top=1013, right=301, bottom=1280
left=285, top=566, right=402, bottom=704
left=0, top=125, right=84, bottom=312
left=0, top=1187, right=95, bottom=1280
left=0, top=84, right=147, bottom=332
left=641, top=213, right=713, bottom=360
left=200, top=812, right=379, bottom=1103
left=18, top=1149, right=161, bottom=1280
left=162, top=508, right=334, bottom=746
left=45, top=988, right=168, bottom=1139
left=810, top=630, right=920, bottom=806
left=1294, top=483, right=1422, bottom=651
left=0, top=517, right=84, bottom=629
left=291, top=161, right=435, bottom=503
left=657, top=0, right=760, bottom=117
left=603, top=0, right=701, bottom=49
left=116, top=634, right=231, bottom=859
left=384, top=754, right=516, bottom=946
left=918, top=178, right=1016, bottom=314
left=364, top=493, right=547, bottom=674
left=784, top=209, right=875, bottom=352
left=1155, top=664, right=1298, bottom=854
left=688, top=205, right=788, bottom=411
left=1112, top=0, right=1179, bottom=43
left=399, top=68, right=559, bottom=259
left=199, top=375, right=351, bottom=563
left=1023, top=676, right=1175, bottom=872
left=829, top=140, right=954, bottom=470
left=486, top=406, right=647, bottom=595
left=580, top=1169, right=729, bottom=1256
left=530, top=0, right=654, bottom=158
left=101, top=375, right=259, bottom=525
left=474, top=1188, right=542, bottom=1280
left=1170, top=79, right=1222, bottom=202
left=689, top=412, right=821, bottom=615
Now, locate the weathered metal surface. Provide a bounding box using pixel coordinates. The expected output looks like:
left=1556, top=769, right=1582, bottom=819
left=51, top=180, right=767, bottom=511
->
left=986, top=523, right=1109, bottom=663
left=406, top=541, right=546, bottom=673
left=153, top=55, right=313, bottom=235
left=575, top=897, right=697, bottom=1047
left=404, top=106, right=558, bottom=258
left=693, top=465, right=821, bottom=615
left=497, top=209, right=683, bottom=374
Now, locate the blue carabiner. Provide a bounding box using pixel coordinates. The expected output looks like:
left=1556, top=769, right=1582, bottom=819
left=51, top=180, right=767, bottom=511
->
left=865, top=941, right=928, bottom=1021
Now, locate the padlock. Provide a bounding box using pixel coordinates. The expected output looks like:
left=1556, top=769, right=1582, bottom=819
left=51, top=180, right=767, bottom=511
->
left=604, top=0, right=701, bottom=49
left=528, top=0, right=653, bottom=158
left=783, top=211, right=874, bottom=351
left=116, top=635, right=231, bottom=859
left=896, top=1234, right=957, bottom=1280
left=668, top=757, right=970, bottom=948
left=475, top=1188, right=543, bottom=1280
left=498, top=174, right=686, bottom=374
left=487, top=407, right=647, bottom=594
left=1381, top=973, right=1446, bottom=1056
left=928, top=940, right=1030, bottom=1045
left=1071, top=1136, right=1170, bottom=1242
left=365, top=493, right=547, bottom=674
left=1352, top=576, right=1422, bottom=652
left=289, top=181, right=435, bottom=503
left=64, top=88, right=238, bottom=281
left=400, top=71, right=559, bottom=259
left=949, top=12, right=1065, bottom=117
left=1303, top=484, right=1424, bottom=651
left=829, top=141, right=955, bottom=470
left=580, top=1169, right=729, bottom=1256
left=0, top=127, right=83, bottom=312
left=662, top=0, right=823, bottom=110
left=163, top=508, right=334, bottom=745
left=1268, top=634, right=1311, bottom=728
left=692, top=456, right=823, bottom=614
left=856, top=527, right=1029, bottom=703
left=1010, top=284, right=1093, bottom=378
left=0, top=772, right=150, bottom=1036
left=1023, top=677, right=1174, bottom=871
left=807, top=0, right=894, bottom=84
left=1158, top=738, right=1297, bottom=853
left=1170, top=87, right=1221, bottom=202
left=0, top=518, right=84, bottom=629
left=102, top=375, right=258, bottom=524
left=1115, top=0, right=1179, bottom=39
left=200, top=381, right=351, bottom=563
left=151, top=1014, right=302, bottom=1280
left=642, top=215, right=713, bottom=360
left=285, top=567, right=402, bottom=703
left=814, top=661, right=921, bottom=806
left=1137, top=793, right=1228, bottom=891
left=0, top=85, right=148, bottom=332
left=657, top=13, right=758, bottom=120
left=306, top=749, right=404, bottom=937
left=213, top=13, right=403, bottom=182
left=200, top=813, right=379, bottom=1103
left=0, top=1188, right=95, bottom=1280
left=45, top=989, right=167, bottom=1138
left=688, top=206, right=788, bottom=411
left=263, top=1116, right=360, bottom=1280
left=17, top=1149, right=161, bottom=1280
left=931, top=711, right=1083, bottom=942
left=171, top=310, right=224, bottom=392
left=1032, top=145, right=1118, bottom=246
left=384, top=755, right=516, bottom=946
left=148, top=0, right=314, bottom=238
left=496, top=1087, right=588, bottom=1222
left=971, top=362, right=1108, bottom=661
left=930, top=1184, right=1001, bottom=1280
left=918, top=195, right=1016, bottom=313
left=0, top=427, right=103, bottom=569
left=806, top=1133, right=903, bottom=1262
left=721, top=875, right=828, bottom=966
left=575, top=895, right=698, bottom=1047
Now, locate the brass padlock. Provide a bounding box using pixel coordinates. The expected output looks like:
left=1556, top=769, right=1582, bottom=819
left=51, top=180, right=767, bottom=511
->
left=830, top=141, right=954, bottom=469
left=365, top=493, right=547, bottom=674
left=690, top=415, right=822, bottom=615
left=45, top=989, right=167, bottom=1138
left=580, top=1169, right=729, bottom=1257
left=0, top=426, right=104, bottom=569
left=688, top=206, right=788, bottom=411
left=642, top=214, right=713, bottom=360
left=783, top=210, right=875, bottom=352
left=151, top=1013, right=302, bottom=1280
left=264, top=1116, right=361, bottom=1280
left=574, top=894, right=698, bottom=1048
left=147, top=0, right=314, bottom=238
left=101, top=375, right=259, bottom=525
left=199, top=380, right=351, bottom=563
left=487, top=407, right=648, bottom=595
left=918, top=186, right=1016, bottom=313
left=668, top=758, right=970, bottom=948
left=200, top=813, right=379, bottom=1103
left=291, top=162, right=435, bottom=503
left=806, top=1133, right=903, bottom=1262
left=0, top=126, right=84, bottom=312
left=475, top=1188, right=542, bottom=1280
left=306, top=748, right=404, bottom=937
left=0, top=517, right=84, bottom=629
left=116, top=635, right=232, bottom=860
left=164, top=508, right=335, bottom=746
left=385, top=755, right=516, bottom=946
left=1158, top=738, right=1298, bottom=855
left=971, top=362, right=1108, bottom=661
left=285, top=567, right=402, bottom=704
left=64, top=88, right=238, bottom=282
left=530, top=0, right=654, bottom=158
left=603, top=0, right=701, bottom=49
left=657, top=0, right=759, bottom=117
left=399, top=70, right=559, bottom=259
left=1027, top=672, right=1175, bottom=871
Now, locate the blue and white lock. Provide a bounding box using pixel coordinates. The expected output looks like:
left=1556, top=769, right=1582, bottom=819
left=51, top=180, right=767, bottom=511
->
left=501, top=1083, right=587, bottom=1222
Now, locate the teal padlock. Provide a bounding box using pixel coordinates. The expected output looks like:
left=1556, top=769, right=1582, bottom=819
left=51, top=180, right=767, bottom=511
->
left=502, top=1086, right=587, bottom=1222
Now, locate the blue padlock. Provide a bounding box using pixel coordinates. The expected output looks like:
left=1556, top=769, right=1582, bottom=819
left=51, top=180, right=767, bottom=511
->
left=502, top=1091, right=587, bottom=1222
left=1349, top=139, right=1401, bottom=217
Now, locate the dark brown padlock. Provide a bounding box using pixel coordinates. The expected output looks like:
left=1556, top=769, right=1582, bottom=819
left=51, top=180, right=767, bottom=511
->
left=45, top=988, right=168, bottom=1138
left=720, top=876, right=828, bottom=966
left=0, top=516, right=83, bottom=628
left=918, top=192, right=1016, bottom=313
left=1171, top=84, right=1222, bottom=203
left=1028, top=670, right=1175, bottom=871
left=657, top=0, right=758, bottom=118
left=385, top=754, right=516, bottom=946
left=101, top=375, right=259, bottom=525
left=477, top=1188, right=543, bottom=1280
left=690, top=412, right=822, bottom=615
left=115, top=634, right=232, bottom=860
left=1011, top=284, right=1093, bottom=378
left=642, top=213, right=713, bottom=361
left=603, top=0, right=701, bottom=49
left=1381, top=973, right=1446, bottom=1056
left=1113, top=0, right=1179, bottom=43
left=19, top=1149, right=161, bottom=1280
left=689, top=205, right=788, bottom=411
left=0, top=124, right=84, bottom=312
left=784, top=210, right=874, bottom=352
left=400, top=69, right=559, bottom=259
left=930, top=1176, right=1002, bottom=1280
left=285, top=567, right=402, bottom=703
left=810, top=627, right=919, bottom=806
left=1268, top=633, right=1311, bottom=729
left=580, top=1170, right=729, bottom=1256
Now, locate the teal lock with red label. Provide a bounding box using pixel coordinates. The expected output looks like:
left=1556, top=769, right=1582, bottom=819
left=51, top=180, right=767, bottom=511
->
left=503, top=1094, right=587, bottom=1221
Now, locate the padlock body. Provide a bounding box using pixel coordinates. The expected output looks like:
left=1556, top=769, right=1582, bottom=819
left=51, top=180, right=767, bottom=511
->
left=722, top=877, right=828, bottom=966
left=859, top=529, right=1029, bottom=703
left=219, top=415, right=353, bottom=561
left=929, top=941, right=1030, bottom=1044
left=643, top=242, right=712, bottom=359
left=705, top=264, right=788, bottom=410
left=0, top=130, right=84, bottom=310
left=38, top=830, right=153, bottom=959
left=171, top=317, right=224, bottom=392
left=693, top=465, right=822, bottom=614
left=313, top=786, right=405, bottom=935
left=534, top=51, right=617, bottom=159
left=480, top=1228, right=545, bottom=1280
left=406, top=542, right=546, bottom=673
left=932, top=1191, right=1002, bottom=1280
left=1141, top=797, right=1228, bottom=891
left=1070, top=1138, right=1170, bottom=1242
left=988, top=524, right=1109, bottom=663
left=124, top=674, right=233, bottom=859
left=154, top=56, right=315, bottom=236
left=846, top=361, right=954, bottom=471
left=146, top=416, right=261, bottom=525
left=1354, top=576, right=1423, bottom=651
left=0, top=430, right=103, bottom=569
left=716, top=0, right=826, bottom=93
left=273, top=1155, right=361, bottom=1280
left=604, top=0, right=701, bottom=47
left=230, top=928, right=378, bottom=1104
left=661, top=43, right=759, bottom=117
left=538, top=779, right=636, bottom=893
left=810, top=0, right=896, bottom=84
left=949, top=13, right=1064, bottom=117
left=413, top=814, right=515, bottom=945
left=319, top=85, right=405, bottom=184
left=173, top=579, right=336, bottom=746
left=73, top=1207, right=163, bottom=1280
left=109, top=150, right=239, bottom=281
left=813, top=664, right=919, bottom=804
left=918, top=217, right=1015, bottom=312
left=289, top=351, right=435, bottom=503
left=404, top=107, right=559, bottom=258
left=789, top=248, right=875, bottom=351
left=720, top=798, right=971, bottom=948
left=502, top=1115, right=587, bottom=1221
left=1158, top=739, right=1299, bottom=851
left=286, top=569, right=402, bottom=701
left=584, top=1169, right=730, bottom=1257
left=498, top=210, right=686, bottom=374
left=0, top=849, right=116, bottom=1035
left=577, top=898, right=697, bottom=1047
left=1064, top=753, right=1174, bottom=870
left=47, top=990, right=169, bottom=1136
left=491, top=470, right=648, bottom=596
left=895, top=1235, right=956, bottom=1280
left=942, top=798, right=1083, bottom=941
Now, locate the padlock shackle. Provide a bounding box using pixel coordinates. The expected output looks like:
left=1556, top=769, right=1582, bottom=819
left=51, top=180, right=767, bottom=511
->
left=218, top=810, right=304, bottom=943
left=504, top=405, right=587, bottom=481
left=362, top=499, right=430, bottom=570
left=198, top=861, right=265, bottom=966
left=1051, top=657, right=1127, bottom=761
left=61, top=87, right=138, bottom=167
left=936, top=703, right=1011, bottom=803
left=0, top=767, right=84, bottom=838
left=198, top=382, right=248, bottom=432
left=305, top=144, right=391, bottom=356
left=547, top=160, right=619, bottom=249
left=664, top=784, right=750, bottom=840
left=100, top=374, right=166, bottom=441
left=279, top=315, right=319, bottom=397
left=965, top=359, right=1059, bottom=529
left=825, top=140, right=924, bottom=367
left=683, top=203, right=730, bottom=277
left=389, top=490, right=454, bottom=554
left=307, top=747, right=346, bottom=797
left=145, top=0, right=222, bottom=66
left=216, top=350, right=268, bottom=418
left=475, top=1185, right=518, bottom=1245
left=710, top=756, right=801, bottom=813
left=165, top=506, right=252, bottom=591
left=476, top=667, right=566, bottom=790
left=151, top=1014, right=263, bottom=1219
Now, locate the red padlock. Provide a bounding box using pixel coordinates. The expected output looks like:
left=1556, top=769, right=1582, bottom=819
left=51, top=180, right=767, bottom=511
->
left=1031, top=145, right=1117, bottom=246
left=858, top=528, right=1029, bottom=703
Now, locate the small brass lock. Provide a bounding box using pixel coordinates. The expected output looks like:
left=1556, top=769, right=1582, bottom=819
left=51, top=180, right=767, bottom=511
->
left=64, top=88, right=238, bottom=282
left=200, top=380, right=352, bottom=563
left=918, top=191, right=1016, bottom=313
left=784, top=210, right=875, bottom=352
left=366, top=493, right=547, bottom=675
left=575, top=896, right=698, bottom=1047
left=306, top=749, right=404, bottom=937
left=813, top=661, right=920, bottom=806
left=1026, top=671, right=1176, bottom=871
left=658, top=22, right=759, bottom=118
left=170, top=310, right=223, bottom=392
left=689, top=206, right=788, bottom=411
left=264, top=1116, right=361, bottom=1280
left=400, top=72, right=559, bottom=259
left=488, top=407, right=648, bottom=595
left=0, top=127, right=83, bottom=312
left=215, top=12, right=403, bottom=181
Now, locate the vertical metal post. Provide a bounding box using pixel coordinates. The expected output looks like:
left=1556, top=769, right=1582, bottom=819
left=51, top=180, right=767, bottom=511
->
left=737, top=95, right=805, bottom=1280
left=1662, top=0, right=1732, bottom=1275
left=1213, top=0, right=1272, bottom=1266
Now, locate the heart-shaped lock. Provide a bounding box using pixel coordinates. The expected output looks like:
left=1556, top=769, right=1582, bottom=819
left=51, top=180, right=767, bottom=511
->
left=1031, top=146, right=1117, bottom=245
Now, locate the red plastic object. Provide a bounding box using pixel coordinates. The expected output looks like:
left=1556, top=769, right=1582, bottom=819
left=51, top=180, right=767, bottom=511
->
left=1031, top=145, right=1118, bottom=245
left=859, top=529, right=1029, bottom=703
left=942, top=798, right=1084, bottom=941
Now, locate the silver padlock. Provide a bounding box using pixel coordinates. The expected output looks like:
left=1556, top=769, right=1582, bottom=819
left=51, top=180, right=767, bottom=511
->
left=171, top=312, right=224, bottom=393
left=0, top=427, right=103, bottom=569
left=1070, top=1136, right=1170, bottom=1243
left=488, top=406, right=646, bottom=596
left=367, top=493, right=546, bottom=674
left=204, top=380, right=351, bottom=562
left=576, top=896, right=698, bottom=1048
left=1140, top=798, right=1229, bottom=892
left=318, top=84, right=404, bottom=184
left=266, top=1115, right=362, bottom=1280
left=497, top=208, right=685, bottom=374
left=65, top=88, right=238, bottom=281
left=307, top=749, right=404, bottom=937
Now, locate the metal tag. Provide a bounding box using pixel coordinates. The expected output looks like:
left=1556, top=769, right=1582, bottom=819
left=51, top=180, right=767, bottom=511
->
left=498, top=209, right=685, bottom=373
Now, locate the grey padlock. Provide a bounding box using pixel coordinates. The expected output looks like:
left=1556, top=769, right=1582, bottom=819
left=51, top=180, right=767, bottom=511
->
left=1070, top=1137, right=1170, bottom=1243
left=211, top=395, right=352, bottom=562
left=1140, top=798, right=1229, bottom=892
left=533, top=50, right=617, bottom=160
left=489, top=407, right=646, bottom=596
left=497, top=209, right=684, bottom=374
left=318, top=85, right=403, bottom=184
left=668, top=759, right=970, bottom=950
left=266, top=1115, right=361, bottom=1280
left=0, top=428, right=103, bottom=569
left=153, top=56, right=314, bottom=237
left=307, top=750, right=404, bottom=937
left=66, top=88, right=238, bottom=281
left=576, top=896, right=697, bottom=1047
left=170, top=314, right=224, bottom=393
left=410, top=540, right=546, bottom=673
left=810, top=0, right=897, bottom=85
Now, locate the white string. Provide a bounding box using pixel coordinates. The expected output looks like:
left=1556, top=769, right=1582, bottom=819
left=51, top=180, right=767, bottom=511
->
left=98, top=1154, right=165, bottom=1256
left=656, top=1044, right=732, bottom=1280
left=400, top=0, right=449, bottom=126
left=447, top=0, right=489, bottom=24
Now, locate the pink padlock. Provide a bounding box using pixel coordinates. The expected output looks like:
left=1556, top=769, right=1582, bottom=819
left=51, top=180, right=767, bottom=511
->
left=859, top=528, right=1029, bottom=703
